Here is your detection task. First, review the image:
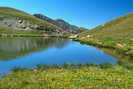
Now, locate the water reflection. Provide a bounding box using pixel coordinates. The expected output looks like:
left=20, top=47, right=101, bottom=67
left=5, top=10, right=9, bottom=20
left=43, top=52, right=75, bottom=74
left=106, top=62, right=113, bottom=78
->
left=0, top=37, right=70, bottom=60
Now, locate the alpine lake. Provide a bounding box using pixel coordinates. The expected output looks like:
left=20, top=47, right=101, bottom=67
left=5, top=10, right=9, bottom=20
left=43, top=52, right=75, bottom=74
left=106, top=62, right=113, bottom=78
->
left=0, top=37, right=124, bottom=75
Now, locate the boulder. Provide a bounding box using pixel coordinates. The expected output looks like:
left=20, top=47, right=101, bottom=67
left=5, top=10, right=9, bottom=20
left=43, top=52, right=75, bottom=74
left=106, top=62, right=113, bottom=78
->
left=69, top=35, right=78, bottom=39
left=116, top=43, right=124, bottom=48
left=87, top=35, right=93, bottom=38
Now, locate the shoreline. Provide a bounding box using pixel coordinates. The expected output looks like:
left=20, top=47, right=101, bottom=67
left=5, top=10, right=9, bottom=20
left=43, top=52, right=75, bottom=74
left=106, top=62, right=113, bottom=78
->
left=0, top=63, right=133, bottom=89
left=74, top=38, right=133, bottom=60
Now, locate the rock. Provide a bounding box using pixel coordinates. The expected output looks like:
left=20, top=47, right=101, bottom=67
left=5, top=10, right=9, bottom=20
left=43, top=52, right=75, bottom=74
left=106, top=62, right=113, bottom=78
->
left=129, top=47, right=133, bottom=50
left=69, top=35, right=78, bottom=39
left=117, top=43, right=124, bottom=48
left=7, top=23, right=12, bottom=27
left=25, top=27, right=30, bottom=30
left=102, top=24, right=105, bottom=27
left=0, top=16, right=63, bottom=34
left=97, top=42, right=102, bottom=45
left=18, top=20, right=23, bottom=24
left=130, top=39, right=133, bottom=41
left=87, top=35, right=93, bottom=38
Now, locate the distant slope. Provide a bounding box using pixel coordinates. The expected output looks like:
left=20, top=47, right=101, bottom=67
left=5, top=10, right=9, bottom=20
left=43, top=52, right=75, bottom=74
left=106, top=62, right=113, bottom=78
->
left=80, top=13, right=133, bottom=41
left=0, top=7, right=64, bottom=36
left=34, top=14, right=86, bottom=34
left=78, top=13, right=133, bottom=59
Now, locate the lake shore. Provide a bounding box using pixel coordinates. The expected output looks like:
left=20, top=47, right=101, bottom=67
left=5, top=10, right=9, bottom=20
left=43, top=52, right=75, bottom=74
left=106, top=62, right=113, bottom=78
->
left=74, top=38, right=133, bottom=60
left=0, top=33, right=69, bottom=38
left=0, top=63, right=133, bottom=89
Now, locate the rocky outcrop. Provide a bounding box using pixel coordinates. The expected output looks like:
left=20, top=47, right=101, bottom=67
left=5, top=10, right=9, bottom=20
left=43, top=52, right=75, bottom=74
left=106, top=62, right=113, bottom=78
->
left=86, top=35, right=93, bottom=38
left=0, top=7, right=65, bottom=35
left=0, top=18, right=34, bottom=30
left=69, top=35, right=78, bottom=39
left=0, top=17, right=64, bottom=34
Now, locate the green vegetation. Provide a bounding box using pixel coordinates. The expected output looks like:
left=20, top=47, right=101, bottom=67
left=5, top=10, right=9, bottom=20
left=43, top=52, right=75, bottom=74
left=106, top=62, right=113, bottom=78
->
left=78, top=13, right=133, bottom=60
left=0, top=64, right=133, bottom=89
left=0, top=27, right=44, bottom=37
left=0, top=27, right=69, bottom=38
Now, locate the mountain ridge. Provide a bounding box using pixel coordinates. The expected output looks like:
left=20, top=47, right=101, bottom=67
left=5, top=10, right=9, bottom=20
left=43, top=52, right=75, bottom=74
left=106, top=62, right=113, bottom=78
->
left=34, top=14, right=86, bottom=34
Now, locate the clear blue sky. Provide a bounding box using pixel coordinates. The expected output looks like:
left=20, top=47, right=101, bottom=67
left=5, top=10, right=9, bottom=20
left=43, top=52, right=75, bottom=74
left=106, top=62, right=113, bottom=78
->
left=0, top=0, right=132, bottom=29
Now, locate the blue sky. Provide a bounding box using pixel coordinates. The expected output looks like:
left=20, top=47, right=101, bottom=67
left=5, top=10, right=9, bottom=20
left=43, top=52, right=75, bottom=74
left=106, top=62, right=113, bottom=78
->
left=0, top=0, right=132, bottom=29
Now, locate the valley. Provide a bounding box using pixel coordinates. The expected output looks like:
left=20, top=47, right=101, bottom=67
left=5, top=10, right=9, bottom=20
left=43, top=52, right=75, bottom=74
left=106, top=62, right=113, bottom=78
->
left=0, top=6, right=132, bottom=89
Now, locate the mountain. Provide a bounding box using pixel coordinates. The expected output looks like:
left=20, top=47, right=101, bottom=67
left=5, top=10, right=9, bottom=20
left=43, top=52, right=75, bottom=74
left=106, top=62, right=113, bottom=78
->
left=0, top=7, right=64, bottom=36
left=34, top=14, right=86, bottom=34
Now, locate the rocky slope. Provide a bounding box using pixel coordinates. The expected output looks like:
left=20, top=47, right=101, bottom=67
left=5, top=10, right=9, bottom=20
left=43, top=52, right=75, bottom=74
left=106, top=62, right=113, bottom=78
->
left=0, top=7, right=64, bottom=35
left=34, top=14, right=86, bottom=34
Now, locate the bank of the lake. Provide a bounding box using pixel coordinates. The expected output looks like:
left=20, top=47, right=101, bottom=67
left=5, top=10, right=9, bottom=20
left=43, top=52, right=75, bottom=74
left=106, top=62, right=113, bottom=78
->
left=0, top=64, right=133, bottom=89
left=74, top=38, right=133, bottom=61
left=0, top=30, right=71, bottom=38
left=0, top=28, right=70, bottom=38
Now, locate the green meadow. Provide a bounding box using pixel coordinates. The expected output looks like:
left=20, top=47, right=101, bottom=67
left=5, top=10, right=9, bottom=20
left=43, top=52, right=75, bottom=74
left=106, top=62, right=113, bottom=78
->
left=0, top=64, right=133, bottom=89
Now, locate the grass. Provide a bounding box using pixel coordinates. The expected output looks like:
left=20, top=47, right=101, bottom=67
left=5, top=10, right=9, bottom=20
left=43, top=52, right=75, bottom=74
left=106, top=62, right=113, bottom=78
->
left=79, top=13, right=133, bottom=40
left=0, top=64, right=133, bottom=89
left=0, top=27, right=69, bottom=38
left=74, top=38, right=133, bottom=60
left=0, top=27, right=44, bottom=37
left=78, top=13, right=133, bottom=60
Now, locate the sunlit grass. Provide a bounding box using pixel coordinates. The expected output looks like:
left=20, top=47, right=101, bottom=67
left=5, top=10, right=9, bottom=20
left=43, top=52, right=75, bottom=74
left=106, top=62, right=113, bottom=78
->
left=0, top=64, right=133, bottom=89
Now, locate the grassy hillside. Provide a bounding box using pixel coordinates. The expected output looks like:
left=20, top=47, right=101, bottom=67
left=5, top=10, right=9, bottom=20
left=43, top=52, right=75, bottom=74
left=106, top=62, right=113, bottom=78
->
left=0, top=7, right=63, bottom=36
left=80, top=13, right=133, bottom=41
left=78, top=13, right=133, bottom=59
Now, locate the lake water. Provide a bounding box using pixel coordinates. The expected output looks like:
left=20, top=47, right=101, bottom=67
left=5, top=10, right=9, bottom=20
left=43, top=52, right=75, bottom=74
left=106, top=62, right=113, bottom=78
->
left=0, top=37, right=118, bottom=75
